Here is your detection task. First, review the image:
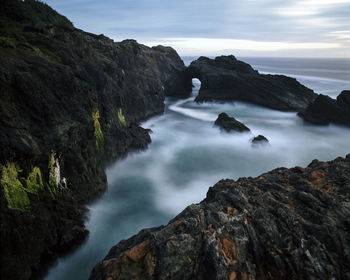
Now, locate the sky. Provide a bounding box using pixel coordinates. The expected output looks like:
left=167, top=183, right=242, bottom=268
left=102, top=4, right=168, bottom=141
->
left=45, top=0, right=350, bottom=57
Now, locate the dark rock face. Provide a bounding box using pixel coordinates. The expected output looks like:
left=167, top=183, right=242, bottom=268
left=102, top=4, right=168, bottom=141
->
left=251, top=135, right=269, bottom=144
left=0, top=0, right=188, bottom=279
left=90, top=155, right=350, bottom=280
left=187, top=56, right=317, bottom=111
left=298, top=90, right=350, bottom=126
left=214, top=113, right=250, bottom=133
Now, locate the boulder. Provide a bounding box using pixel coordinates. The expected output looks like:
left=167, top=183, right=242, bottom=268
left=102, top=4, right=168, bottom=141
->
left=214, top=113, right=250, bottom=133
left=299, top=90, right=350, bottom=126
left=90, top=155, right=350, bottom=280
left=251, top=135, right=269, bottom=144
left=186, top=56, right=317, bottom=111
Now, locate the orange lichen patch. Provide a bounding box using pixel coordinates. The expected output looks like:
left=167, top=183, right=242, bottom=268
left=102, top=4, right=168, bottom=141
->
left=103, top=242, right=156, bottom=280
left=166, top=240, right=180, bottom=251
left=308, top=171, right=335, bottom=193
left=285, top=197, right=296, bottom=210
left=220, top=237, right=238, bottom=265
left=241, top=272, right=255, bottom=280
left=208, top=224, right=215, bottom=233
left=322, top=162, right=329, bottom=167
left=258, top=176, right=264, bottom=180
left=174, top=219, right=188, bottom=231
left=283, top=185, right=295, bottom=191
left=227, top=207, right=238, bottom=216
left=310, top=171, right=325, bottom=181
left=125, top=241, right=149, bottom=262
left=230, top=271, right=237, bottom=280
left=295, top=166, right=305, bottom=173
left=175, top=219, right=185, bottom=227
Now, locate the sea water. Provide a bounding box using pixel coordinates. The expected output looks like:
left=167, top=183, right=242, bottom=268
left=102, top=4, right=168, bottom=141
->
left=45, top=57, right=350, bottom=280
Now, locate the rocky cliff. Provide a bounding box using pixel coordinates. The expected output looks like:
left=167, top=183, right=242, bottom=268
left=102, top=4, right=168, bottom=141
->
left=0, top=0, right=189, bottom=279
left=299, top=90, right=350, bottom=127
left=187, top=56, right=317, bottom=111
left=90, top=155, right=350, bottom=280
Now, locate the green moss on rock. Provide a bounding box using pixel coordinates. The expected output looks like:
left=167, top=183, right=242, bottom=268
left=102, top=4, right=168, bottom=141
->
left=1, top=162, right=30, bottom=211
left=25, top=166, right=44, bottom=195
left=118, top=108, right=126, bottom=127
left=92, top=108, right=104, bottom=150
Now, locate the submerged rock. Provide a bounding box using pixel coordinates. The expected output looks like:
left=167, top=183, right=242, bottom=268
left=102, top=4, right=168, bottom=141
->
left=214, top=112, right=250, bottom=133
left=298, top=90, right=350, bottom=126
left=90, top=155, right=350, bottom=280
left=251, top=135, right=269, bottom=144
left=187, top=56, right=317, bottom=111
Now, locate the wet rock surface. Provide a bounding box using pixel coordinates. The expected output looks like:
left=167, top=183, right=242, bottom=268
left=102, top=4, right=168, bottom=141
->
left=90, top=155, right=350, bottom=280
left=214, top=112, right=250, bottom=133
left=0, top=0, right=188, bottom=279
left=187, top=56, right=317, bottom=111
left=298, top=90, right=350, bottom=126
left=251, top=135, right=269, bottom=144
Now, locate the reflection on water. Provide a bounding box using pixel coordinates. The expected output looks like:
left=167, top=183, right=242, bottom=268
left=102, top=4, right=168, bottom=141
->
left=45, top=59, right=350, bottom=280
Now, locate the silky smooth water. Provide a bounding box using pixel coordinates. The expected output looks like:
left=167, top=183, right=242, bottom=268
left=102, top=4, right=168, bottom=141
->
left=45, top=57, right=350, bottom=280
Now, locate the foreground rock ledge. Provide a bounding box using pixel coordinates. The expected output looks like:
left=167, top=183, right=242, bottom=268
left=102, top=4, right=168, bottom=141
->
left=90, top=155, right=350, bottom=280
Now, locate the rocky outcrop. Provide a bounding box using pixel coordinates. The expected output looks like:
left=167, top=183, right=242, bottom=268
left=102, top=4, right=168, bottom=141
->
left=251, top=135, right=269, bottom=144
left=0, top=0, right=188, bottom=279
left=90, top=155, right=350, bottom=280
left=187, top=56, right=317, bottom=111
left=298, top=90, right=350, bottom=126
left=214, top=113, right=250, bottom=133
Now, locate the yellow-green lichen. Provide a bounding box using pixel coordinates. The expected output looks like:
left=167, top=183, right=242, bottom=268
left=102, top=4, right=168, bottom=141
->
left=1, top=162, right=30, bottom=211
left=25, top=167, right=44, bottom=196
left=92, top=108, right=104, bottom=150
left=48, top=153, right=59, bottom=199
left=0, top=36, right=16, bottom=49
left=118, top=108, right=126, bottom=127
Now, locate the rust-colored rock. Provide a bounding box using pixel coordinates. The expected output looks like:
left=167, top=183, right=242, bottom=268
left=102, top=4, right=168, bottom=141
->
left=90, top=155, right=350, bottom=280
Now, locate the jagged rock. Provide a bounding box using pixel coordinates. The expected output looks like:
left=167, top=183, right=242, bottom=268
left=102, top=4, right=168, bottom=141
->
left=0, top=0, right=189, bottom=279
left=251, top=135, right=269, bottom=144
left=298, top=90, right=350, bottom=126
left=214, top=113, right=250, bottom=133
left=186, top=56, right=317, bottom=111
left=90, top=155, right=350, bottom=280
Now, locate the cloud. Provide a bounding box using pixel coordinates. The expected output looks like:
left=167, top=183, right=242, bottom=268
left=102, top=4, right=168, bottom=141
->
left=45, top=0, right=350, bottom=57
left=140, top=37, right=342, bottom=56
left=274, top=0, right=349, bottom=17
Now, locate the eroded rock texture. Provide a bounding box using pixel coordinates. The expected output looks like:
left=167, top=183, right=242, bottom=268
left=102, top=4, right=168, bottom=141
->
left=187, top=56, right=317, bottom=111
left=299, top=90, right=350, bottom=126
left=90, top=155, right=350, bottom=280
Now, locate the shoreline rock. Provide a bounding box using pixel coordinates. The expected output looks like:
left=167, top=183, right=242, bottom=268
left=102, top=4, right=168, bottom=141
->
left=214, top=112, right=250, bottom=133
left=298, top=90, right=350, bottom=126
left=251, top=135, right=269, bottom=145
left=90, top=155, right=350, bottom=280
left=186, top=56, right=317, bottom=111
left=0, top=1, right=189, bottom=279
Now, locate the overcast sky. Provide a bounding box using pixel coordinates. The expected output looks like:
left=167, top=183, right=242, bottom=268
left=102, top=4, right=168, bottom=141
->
left=45, top=0, right=350, bottom=57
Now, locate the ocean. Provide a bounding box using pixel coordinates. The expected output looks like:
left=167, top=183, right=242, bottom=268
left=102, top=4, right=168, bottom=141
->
left=45, top=57, right=350, bottom=280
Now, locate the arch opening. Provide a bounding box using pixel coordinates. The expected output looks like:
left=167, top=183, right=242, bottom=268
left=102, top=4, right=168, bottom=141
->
left=191, top=78, right=201, bottom=97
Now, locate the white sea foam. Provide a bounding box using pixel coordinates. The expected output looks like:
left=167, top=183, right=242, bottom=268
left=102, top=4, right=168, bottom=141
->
left=45, top=58, right=350, bottom=280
